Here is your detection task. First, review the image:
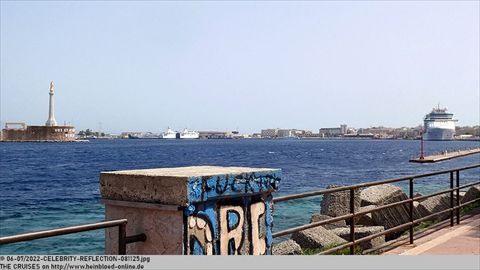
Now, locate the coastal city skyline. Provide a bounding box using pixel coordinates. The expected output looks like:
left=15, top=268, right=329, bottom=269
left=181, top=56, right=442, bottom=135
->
left=1, top=1, right=479, bottom=134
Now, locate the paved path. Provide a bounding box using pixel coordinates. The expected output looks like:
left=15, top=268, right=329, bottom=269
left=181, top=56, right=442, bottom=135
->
left=383, top=211, right=480, bottom=255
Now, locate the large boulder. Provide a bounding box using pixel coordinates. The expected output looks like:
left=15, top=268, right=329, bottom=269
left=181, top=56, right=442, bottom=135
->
left=330, top=226, right=385, bottom=250
left=361, top=184, right=406, bottom=206
left=272, top=240, right=302, bottom=255
left=356, top=205, right=377, bottom=226
left=291, top=226, right=347, bottom=249
left=310, top=214, right=346, bottom=230
left=459, top=191, right=467, bottom=202
left=360, top=184, right=420, bottom=239
left=414, top=192, right=427, bottom=202
left=461, top=186, right=480, bottom=204
left=320, top=185, right=361, bottom=224
left=416, top=194, right=451, bottom=221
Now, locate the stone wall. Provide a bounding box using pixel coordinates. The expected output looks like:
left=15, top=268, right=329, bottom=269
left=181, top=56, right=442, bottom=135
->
left=1, top=125, right=75, bottom=141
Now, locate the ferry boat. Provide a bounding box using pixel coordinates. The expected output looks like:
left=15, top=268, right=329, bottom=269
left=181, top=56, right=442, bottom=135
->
left=161, top=128, right=177, bottom=139
left=423, top=105, right=457, bottom=141
left=180, top=129, right=199, bottom=139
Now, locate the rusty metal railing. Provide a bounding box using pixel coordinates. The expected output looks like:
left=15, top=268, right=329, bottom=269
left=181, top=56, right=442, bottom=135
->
left=272, top=164, right=480, bottom=255
left=0, top=219, right=146, bottom=254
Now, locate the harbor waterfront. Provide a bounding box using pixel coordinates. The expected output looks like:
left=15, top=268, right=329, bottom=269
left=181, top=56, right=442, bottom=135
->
left=1, top=139, right=479, bottom=254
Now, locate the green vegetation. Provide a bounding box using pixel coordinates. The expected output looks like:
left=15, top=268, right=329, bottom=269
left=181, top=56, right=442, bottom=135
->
left=460, top=201, right=480, bottom=215
left=414, top=220, right=435, bottom=232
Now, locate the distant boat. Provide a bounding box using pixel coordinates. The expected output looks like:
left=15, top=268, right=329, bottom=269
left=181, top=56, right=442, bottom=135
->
left=127, top=134, right=140, bottom=139
left=423, top=105, right=457, bottom=141
left=180, top=129, right=199, bottom=139
left=161, top=128, right=177, bottom=139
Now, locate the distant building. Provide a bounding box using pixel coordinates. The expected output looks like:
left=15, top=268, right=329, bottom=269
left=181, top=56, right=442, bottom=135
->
left=120, top=132, right=144, bottom=139
left=319, top=125, right=347, bottom=137
left=1, top=82, right=75, bottom=142
left=261, top=129, right=278, bottom=138
left=198, top=131, right=231, bottom=139
left=277, top=129, right=294, bottom=138
left=260, top=128, right=311, bottom=138
left=251, top=133, right=262, bottom=138
left=2, top=123, right=75, bottom=141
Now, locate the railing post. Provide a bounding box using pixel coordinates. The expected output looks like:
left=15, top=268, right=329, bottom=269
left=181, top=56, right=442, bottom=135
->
left=118, top=222, right=127, bottom=255
left=409, top=178, right=414, bottom=244
left=456, top=170, right=460, bottom=224
left=450, top=172, right=454, bottom=227
left=349, top=188, right=355, bottom=255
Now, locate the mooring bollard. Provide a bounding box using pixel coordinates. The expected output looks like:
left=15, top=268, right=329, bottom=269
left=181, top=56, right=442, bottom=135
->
left=100, top=166, right=281, bottom=255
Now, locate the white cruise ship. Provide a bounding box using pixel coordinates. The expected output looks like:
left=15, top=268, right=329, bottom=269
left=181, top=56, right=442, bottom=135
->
left=161, top=128, right=177, bottom=139
left=180, top=129, right=199, bottom=139
left=423, top=106, right=457, bottom=141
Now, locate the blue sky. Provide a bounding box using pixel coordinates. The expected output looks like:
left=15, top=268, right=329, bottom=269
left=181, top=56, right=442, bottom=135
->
left=1, top=1, right=478, bottom=133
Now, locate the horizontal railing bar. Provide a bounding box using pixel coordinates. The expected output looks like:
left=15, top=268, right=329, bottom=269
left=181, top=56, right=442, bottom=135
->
left=273, top=164, right=479, bottom=203
left=318, top=220, right=414, bottom=255
left=356, top=199, right=413, bottom=216
left=413, top=188, right=456, bottom=202
left=317, top=198, right=480, bottom=255
left=0, top=219, right=128, bottom=245
left=456, top=181, right=480, bottom=191
left=415, top=197, right=480, bottom=224
left=274, top=177, right=478, bottom=204
left=413, top=181, right=480, bottom=202
left=272, top=213, right=354, bottom=238
left=317, top=242, right=354, bottom=255
left=273, top=181, right=480, bottom=238
left=272, top=197, right=414, bottom=238
left=126, top=233, right=147, bottom=244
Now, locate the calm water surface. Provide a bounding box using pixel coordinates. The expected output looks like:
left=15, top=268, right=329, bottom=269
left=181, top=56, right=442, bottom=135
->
left=1, top=139, right=479, bottom=254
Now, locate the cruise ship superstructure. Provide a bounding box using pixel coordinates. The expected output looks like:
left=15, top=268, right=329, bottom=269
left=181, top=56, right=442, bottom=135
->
left=423, top=106, right=457, bottom=141
left=161, top=128, right=199, bottom=139
left=180, top=129, right=199, bottom=139
left=161, top=128, right=177, bottom=139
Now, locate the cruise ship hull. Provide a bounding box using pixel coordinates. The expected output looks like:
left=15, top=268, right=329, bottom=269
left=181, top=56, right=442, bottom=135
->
left=424, top=128, right=455, bottom=141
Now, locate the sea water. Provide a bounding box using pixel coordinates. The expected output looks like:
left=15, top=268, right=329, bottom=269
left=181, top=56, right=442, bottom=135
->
left=1, top=139, right=479, bottom=254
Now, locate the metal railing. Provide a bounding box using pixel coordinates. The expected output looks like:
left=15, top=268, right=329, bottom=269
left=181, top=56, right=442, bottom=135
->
left=0, top=219, right=146, bottom=255
left=272, top=164, right=480, bottom=255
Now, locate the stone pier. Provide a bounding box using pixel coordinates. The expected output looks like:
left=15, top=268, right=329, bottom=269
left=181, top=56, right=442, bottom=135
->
left=100, top=166, right=281, bottom=255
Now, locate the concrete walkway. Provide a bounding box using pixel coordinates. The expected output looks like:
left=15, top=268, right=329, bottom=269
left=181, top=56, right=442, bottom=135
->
left=383, top=211, right=480, bottom=255
left=409, top=148, right=480, bottom=163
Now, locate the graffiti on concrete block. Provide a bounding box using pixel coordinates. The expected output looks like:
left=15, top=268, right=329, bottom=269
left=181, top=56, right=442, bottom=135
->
left=187, top=215, right=214, bottom=255
left=184, top=171, right=279, bottom=255
left=187, top=172, right=280, bottom=203
left=184, top=196, right=272, bottom=255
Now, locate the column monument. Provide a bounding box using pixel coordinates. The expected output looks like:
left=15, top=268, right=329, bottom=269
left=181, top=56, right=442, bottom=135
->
left=45, top=81, right=57, bottom=126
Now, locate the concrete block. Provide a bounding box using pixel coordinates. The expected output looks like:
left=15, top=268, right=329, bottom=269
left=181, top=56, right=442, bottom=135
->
left=356, top=205, right=377, bottom=226
left=417, top=194, right=451, bottom=221
left=361, top=184, right=420, bottom=239
left=461, top=186, right=480, bottom=204
left=310, top=213, right=347, bottom=230
left=101, top=166, right=281, bottom=255
left=291, top=226, right=347, bottom=249
left=320, top=185, right=361, bottom=224
left=330, top=226, right=385, bottom=250
left=272, top=240, right=302, bottom=255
